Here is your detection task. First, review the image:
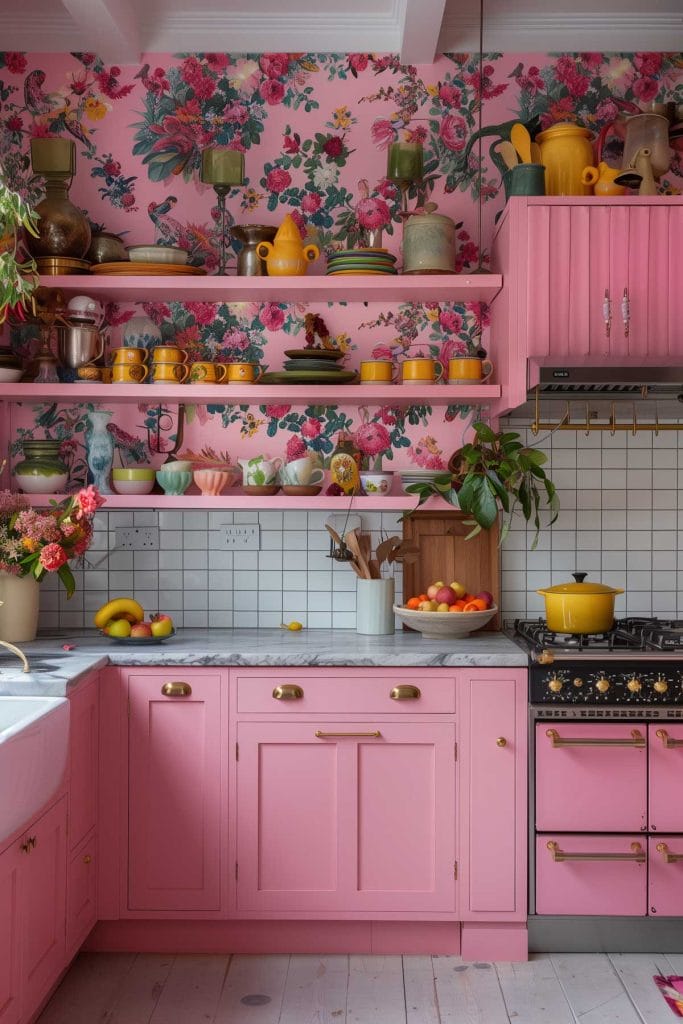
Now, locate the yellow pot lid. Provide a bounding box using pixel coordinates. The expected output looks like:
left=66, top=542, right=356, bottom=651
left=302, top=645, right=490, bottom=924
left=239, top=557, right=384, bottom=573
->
left=537, top=573, right=624, bottom=596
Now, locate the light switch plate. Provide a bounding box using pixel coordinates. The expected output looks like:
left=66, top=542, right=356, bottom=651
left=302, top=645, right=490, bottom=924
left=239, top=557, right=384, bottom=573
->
left=216, top=525, right=260, bottom=549
left=114, top=527, right=159, bottom=550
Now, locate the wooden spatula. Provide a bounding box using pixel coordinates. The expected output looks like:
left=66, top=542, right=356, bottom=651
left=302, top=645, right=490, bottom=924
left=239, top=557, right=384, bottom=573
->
left=510, top=122, right=532, bottom=164
left=530, top=141, right=542, bottom=164
left=495, top=140, right=519, bottom=171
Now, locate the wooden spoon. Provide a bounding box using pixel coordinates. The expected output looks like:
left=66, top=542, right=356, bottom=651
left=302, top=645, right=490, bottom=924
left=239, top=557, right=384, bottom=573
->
left=495, top=140, right=519, bottom=171
left=530, top=141, right=542, bottom=164
left=510, top=122, right=532, bottom=164
left=344, top=530, right=371, bottom=579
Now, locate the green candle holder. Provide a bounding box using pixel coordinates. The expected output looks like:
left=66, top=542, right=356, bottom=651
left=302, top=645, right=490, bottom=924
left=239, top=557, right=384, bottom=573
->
left=386, top=141, right=424, bottom=217
left=200, top=147, right=246, bottom=275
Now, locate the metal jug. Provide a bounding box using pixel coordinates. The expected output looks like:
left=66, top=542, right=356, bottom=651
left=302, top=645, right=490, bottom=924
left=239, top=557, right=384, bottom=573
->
left=57, top=322, right=106, bottom=368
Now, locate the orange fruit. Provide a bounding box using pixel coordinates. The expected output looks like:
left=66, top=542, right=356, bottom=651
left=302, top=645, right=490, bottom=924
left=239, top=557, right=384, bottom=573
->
left=417, top=593, right=428, bottom=603
left=448, top=604, right=462, bottom=612
left=464, top=598, right=487, bottom=612
left=406, top=597, right=421, bottom=610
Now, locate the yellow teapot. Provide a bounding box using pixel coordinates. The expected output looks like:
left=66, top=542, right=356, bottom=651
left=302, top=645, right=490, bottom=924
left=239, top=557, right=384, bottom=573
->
left=256, top=214, right=319, bottom=276
left=581, top=161, right=626, bottom=197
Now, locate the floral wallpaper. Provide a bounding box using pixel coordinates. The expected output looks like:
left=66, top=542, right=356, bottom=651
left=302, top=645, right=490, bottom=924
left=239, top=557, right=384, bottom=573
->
left=1, top=50, right=682, bottom=479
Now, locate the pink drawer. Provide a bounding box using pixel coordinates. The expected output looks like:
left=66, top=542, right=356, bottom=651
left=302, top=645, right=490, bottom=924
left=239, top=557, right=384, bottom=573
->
left=649, top=837, right=683, bottom=916
left=235, top=669, right=456, bottom=715
left=536, top=835, right=647, bottom=916
left=649, top=724, right=683, bottom=831
left=535, top=723, right=646, bottom=832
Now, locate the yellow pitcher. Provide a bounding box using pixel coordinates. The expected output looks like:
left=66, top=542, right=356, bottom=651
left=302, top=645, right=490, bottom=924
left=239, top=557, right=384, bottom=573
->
left=256, top=214, right=319, bottom=276
left=581, top=161, right=626, bottom=197
left=536, top=122, right=594, bottom=196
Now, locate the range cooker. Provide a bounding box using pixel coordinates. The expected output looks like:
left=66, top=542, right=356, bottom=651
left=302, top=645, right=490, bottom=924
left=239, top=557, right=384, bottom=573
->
left=508, top=617, right=683, bottom=953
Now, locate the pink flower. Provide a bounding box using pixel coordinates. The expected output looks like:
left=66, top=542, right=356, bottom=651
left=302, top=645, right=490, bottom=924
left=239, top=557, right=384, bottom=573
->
left=356, top=196, right=391, bottom=230
left=6, top=115, right=23, bottom=133
left=323, top=136, right=343, bottom=158
left=596, top=99, right=619, bottom=123
left=378, top=406, right=397, bottom=426
left=439, top=310, right=463, bottom=334
left=224, top=101, right=249, bottom=123
left=205, top=53, right=230, bottom=70
left=289, top=210, right=307, bottom=237
left=439, top=337, right=468, bottom=363
left=260, top=302, right=285, bottom=330
left=181, top=56, right=203, bottom=84
left=632, top=77, right=659, bottom=103
left=439, top=114, right=467, bottom=152
left=73, top=526, right=93, bottom=557
left=376, top=177, right=398, bottom=199
left=265, top=404, right=291, bottom=419
left=354, top=422, right=391, bottom=458
left=103, top=158, right=121, bottom=176
left=348, top=54, right=369, bottom=74
left=410, top=439, right=445, bottom=471
left=192, top=76, right=216, bottom=100
left=581, top=53, right=603, bottom=70
left=301, top=417, right=322, bottom=439
left=301, top=191, right=322, bottom=214
left=283, top=132, right=300, bottom=154
left=286, top=435, right=308, bottom=462
left=370, top=118, right=395, bottom=149
left=39, top=543, right=68, bottom=572
left=186, top=301, right=216, bottom=325
left=121, top=193, right=136, bottom=209
left=75, top=485, right=105, bottom=517
left=259, top=79, right=285, bottom=105
left=634, top=52, right=662, bottom=76
left=4, top=52, right=27, bottom=74
left=260, top=53, right=290, bottom=79
left=266, top=167, right=292, bottom=193
left=371, top=344, right=394, bottom=361
left=438, top=84, right=462, bottom=107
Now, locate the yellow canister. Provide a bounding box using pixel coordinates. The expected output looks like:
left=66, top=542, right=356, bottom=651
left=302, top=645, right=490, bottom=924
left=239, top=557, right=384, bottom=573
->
left=536, top=572, right=624, bottom=634
left=536, top=122, right=594, bottom=196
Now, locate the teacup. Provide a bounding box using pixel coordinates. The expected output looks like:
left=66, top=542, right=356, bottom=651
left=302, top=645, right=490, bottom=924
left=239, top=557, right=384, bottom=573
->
left=448, top=357, right=494, bottom=384
left=280, top=458, right=325, bottom=487
left=360, top=360, right=397, bottom=384
left=152, top=345, right=187, bottom=364
left=111, top=346, right=148, bottom=365
left=112, top=362, right=148, bottom=383
left=401, top=357, right=445, bottom=385
left=149, top=361, right=189, bottom=384
left=238, top=455, right=282, bottom=486
left=189, top=361, right=228, bottom=384
left=226, top=362, right=263, bottom=384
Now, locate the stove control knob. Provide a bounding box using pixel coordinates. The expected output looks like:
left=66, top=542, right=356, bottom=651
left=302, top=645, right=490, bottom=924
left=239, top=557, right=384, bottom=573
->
left=654, top=677, right=669, bottom=694
left=573, top=677, right=584, bottom=688
left=596, top=677, right=610, bottom=693
left=627, top=677, right=642, bottom=693
left=548, top=676, right=563, bottom=693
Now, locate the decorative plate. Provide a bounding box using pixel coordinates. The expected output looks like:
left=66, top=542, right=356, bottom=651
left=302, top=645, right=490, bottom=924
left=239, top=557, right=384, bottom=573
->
left=283, top=348, right=344, bottom=361
left=326, top=269, right=397, bottom=276
left=101, top=628, right=177, bottom=644
left=261, top=369, right=359, bottom=385
left=284, top=358, right=347, bottom=372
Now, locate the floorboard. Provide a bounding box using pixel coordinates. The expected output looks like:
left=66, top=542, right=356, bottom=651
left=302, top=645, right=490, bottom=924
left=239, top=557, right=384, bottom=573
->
left=278, top=955, right=349, bottom=1024
left=214, top=955, right=289, bottom=1024
left=432, top=956, right=510, bottom=1024
left=608, top=954, right=675, bottom=1024
left=147, top=955, right=229, bottom=1024
left=346, top=956, right=406, bottom=1024
left=551, top=953, right=644, bottom=1024
left=496, top=955, right=575, bottom=1024
left=37, top=953, right=137, bottom=1024
left=105, top=954, right=175, bottom=1024
left=403, top=956, right=440, bottom=1024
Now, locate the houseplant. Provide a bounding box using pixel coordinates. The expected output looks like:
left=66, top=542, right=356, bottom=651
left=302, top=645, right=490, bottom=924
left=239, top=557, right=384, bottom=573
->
left=0, top=166, right=40, bottom=324
left=0, top=483, right=105, bottom=641
left=404, top=421, right=558, bottom=548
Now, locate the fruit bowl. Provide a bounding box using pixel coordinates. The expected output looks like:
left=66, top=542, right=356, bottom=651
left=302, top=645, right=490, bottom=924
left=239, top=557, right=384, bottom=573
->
left=100, top=628, right=176, bottom=645
left=393, top=604, right=497, bottom=639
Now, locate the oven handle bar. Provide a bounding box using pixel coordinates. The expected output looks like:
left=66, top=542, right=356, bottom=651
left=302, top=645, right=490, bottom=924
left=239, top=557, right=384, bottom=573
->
left=655, top=729, right=683, bottom=748
left=547, top=841, right=646, bottom=863
left=656, top=842, right=683, bottom=863
left=545, top=728, right=645, bottom=748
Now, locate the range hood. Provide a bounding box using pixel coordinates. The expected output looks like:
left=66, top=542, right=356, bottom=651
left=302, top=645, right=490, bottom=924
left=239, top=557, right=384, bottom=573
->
left=530, top=366, right=683, bottom=401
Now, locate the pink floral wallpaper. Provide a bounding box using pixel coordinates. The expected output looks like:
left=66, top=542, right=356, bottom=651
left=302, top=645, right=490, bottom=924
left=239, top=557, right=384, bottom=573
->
left=2, top=50, right=682, bottom=482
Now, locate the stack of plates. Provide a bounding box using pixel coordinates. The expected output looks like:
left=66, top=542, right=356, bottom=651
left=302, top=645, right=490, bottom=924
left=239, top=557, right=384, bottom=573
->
left=91, top=262, right=205, bottom=276
left=326, top=248, right=397, bottom=276
left=261, top=347, right=358, bottom=385
left=400, top=469, right=449, bottom=493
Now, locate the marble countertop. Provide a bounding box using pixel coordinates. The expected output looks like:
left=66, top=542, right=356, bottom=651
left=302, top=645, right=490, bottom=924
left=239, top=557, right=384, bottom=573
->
left=0, top=628, right=527, bottom=696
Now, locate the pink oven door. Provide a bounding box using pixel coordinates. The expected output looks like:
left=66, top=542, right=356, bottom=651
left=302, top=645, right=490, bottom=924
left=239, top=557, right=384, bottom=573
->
left=536, top=835, right=647, bottom=916
left=535, top=722, right=647, bottom=832
left=649, top=837, right=683, bottom=916
left=649, top=724, right=683, bottom=832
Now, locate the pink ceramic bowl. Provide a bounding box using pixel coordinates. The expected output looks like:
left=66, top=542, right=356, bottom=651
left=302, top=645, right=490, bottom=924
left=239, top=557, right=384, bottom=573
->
left=193, top=468, right=239, bottom=495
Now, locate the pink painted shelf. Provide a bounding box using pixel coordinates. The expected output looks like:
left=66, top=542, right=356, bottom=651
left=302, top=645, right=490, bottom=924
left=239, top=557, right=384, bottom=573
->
left=37, top=273, right=502, bottom=303
left=1, top=382, right=501, bottom=406
left=25, top=491, right=442, bottom=511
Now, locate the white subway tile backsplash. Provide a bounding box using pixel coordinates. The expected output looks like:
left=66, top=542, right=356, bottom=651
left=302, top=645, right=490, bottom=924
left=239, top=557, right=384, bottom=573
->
left=183, top=570, right=208, bottom=590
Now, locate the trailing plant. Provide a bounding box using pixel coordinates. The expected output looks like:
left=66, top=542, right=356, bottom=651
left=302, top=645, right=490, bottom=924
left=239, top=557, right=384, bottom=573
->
left=404, top=421, right=558, bottom=548
left=0, top=167, right=40, bottom=324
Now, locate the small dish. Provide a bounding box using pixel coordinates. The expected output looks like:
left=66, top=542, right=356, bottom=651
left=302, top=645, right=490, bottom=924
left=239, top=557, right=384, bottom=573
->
left=0, top=368, right=23, bottom=383
left=360, top=472, right=393, bottom=495
left=112, top=467, right=156, bottom=481
left=281, top=484, right=323, bottom=496
left=242, top=484, right=280, bottom=496
left=194, top=468, right=239, bottom=495
left=112, top=479, right=155, bottom=495
left=127, top=245, right=188, bottom=265
left=156, top=470, right=192, bottom=495
left=158, top=460, right=192, bottom=473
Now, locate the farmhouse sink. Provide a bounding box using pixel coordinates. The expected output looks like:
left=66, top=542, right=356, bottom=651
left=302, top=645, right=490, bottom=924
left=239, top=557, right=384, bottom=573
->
left=0, top=697, right=70, bottom=845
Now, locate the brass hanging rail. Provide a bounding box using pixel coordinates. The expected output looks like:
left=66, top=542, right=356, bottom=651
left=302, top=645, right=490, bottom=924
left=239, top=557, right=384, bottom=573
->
left=530, top=388, right=683, bottom=436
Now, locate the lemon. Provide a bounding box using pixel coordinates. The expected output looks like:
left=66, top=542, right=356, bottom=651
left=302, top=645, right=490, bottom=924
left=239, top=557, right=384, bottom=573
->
left=281, top=621, right=303, bottom=631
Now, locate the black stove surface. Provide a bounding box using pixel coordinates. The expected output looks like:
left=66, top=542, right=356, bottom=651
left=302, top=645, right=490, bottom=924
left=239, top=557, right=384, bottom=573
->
left=510, top=617, right=683, bottom=654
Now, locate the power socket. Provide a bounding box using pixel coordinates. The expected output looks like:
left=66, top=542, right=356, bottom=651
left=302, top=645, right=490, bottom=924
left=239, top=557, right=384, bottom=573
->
left=216, top=525, right=260, bottom=550
left=114, top=527, right=159, bottom=550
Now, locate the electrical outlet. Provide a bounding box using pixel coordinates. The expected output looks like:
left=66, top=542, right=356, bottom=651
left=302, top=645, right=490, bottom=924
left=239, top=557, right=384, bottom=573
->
left=114, top=527, right=159, bottom=550
left=216, top=525, right=260, bottom=549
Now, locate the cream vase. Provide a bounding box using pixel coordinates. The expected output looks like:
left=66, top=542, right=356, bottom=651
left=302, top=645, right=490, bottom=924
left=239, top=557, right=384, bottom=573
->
left=0, top=571, right=40, bottom=642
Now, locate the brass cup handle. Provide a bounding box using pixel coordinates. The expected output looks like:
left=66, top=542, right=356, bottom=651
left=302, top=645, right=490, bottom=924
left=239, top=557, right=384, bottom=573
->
left=547, top=840, right=645, bottom=863
left=83, top=854, right=92, bottom=865
left=272, top=684, right=304, bottom=700
left=390, top=684, right=421, bottom=700
left=315, top=730, right=381, bottom=739
left=161, top=682, right=192, bottom=697
left=656, top=729, right=683, bottom=749
left=656, top=842, right=683, bottom=863
left=546, top=728, right=645, bottom=748
left=496, top=737, right=507, bottom=747
left=21, top=836, right=37, bottom=854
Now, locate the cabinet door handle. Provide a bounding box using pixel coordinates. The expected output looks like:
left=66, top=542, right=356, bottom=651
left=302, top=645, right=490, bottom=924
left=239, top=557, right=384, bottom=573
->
left=315, top=730, right=381, bottom=739
left=83, top=854, right=92, bottom=865
left=390, top=685, right=421, bottom=700
left=545, top=728, right=645, bottom=748
left=621, top=286, right=630, bottom=337
left=656, top=842, right=683, bottom=863
left=272, top=684, right=304, bottom=700
left=547, top=840, right=645, bottom=863
left=656, top=729, right=683, bottom=748
left=21, top=836, right=36, bottom=854
left=603, top=288, right=612, bottom=338
left=496, top=736, right=507, bottom=747
left=161, top=682, right=192, bottom=697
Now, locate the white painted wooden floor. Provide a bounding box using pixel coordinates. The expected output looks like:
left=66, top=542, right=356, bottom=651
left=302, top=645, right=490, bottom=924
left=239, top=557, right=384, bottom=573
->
left=37, top=952, right=683, bottom=1024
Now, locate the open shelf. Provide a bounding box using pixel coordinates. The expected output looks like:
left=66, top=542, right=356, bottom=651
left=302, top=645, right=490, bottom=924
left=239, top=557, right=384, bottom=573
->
left=25, top=491, right=442, bottom=511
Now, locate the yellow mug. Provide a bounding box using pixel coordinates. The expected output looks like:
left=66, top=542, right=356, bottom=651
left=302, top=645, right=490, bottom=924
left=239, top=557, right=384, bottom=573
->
left=360, top=360, right=397, bottom=384
left=112, top=362, right=148, bottom=383
left=152, top=345, right=187, bottom=364
left=401, top=357, right=444, bottom=384
left=149, top=361, right=189, bottom=384
left=226, top=362, right=263, bottom=384
left=112, top=346, right=148, bottom=364
left=448, top=357, right=494, bottom=384
left=189, top=361, right=228, bottom=384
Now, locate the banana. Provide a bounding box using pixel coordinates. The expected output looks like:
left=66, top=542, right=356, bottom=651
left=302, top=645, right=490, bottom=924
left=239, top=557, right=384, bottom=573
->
left=94, top=597, right=144, bottom=631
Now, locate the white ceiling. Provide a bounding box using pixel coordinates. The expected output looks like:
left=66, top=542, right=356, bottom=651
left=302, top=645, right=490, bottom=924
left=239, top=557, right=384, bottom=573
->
left=0, top=0, right=681, bottom=63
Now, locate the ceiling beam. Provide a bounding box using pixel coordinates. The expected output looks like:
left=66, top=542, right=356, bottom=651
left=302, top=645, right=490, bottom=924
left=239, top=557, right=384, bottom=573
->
left=60, top=0, right=140, bottom=64
left=399, top=0, right=449, bottom=64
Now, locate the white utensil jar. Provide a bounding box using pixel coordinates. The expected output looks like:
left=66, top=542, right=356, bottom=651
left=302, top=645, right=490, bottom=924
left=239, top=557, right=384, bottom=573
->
left=356, top=578, right=395, bottom=635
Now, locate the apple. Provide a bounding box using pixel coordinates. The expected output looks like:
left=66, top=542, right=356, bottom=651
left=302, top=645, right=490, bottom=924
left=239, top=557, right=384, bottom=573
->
left=436, top=602, right=450, bottom=612
left=476, top=591, right=494, bottom=608
left=130, top=621, right=153, bottom=638
left=419, top=600, right=438, bottom=612
left=427, top=581, right=445, bottom=600
left=151, top=613, right=174, bottom=638
left=435, top=586, right=458, bottom=606
left=105, top=618, right=131, bottom=637
left=449, top=581, right=467, bottom=599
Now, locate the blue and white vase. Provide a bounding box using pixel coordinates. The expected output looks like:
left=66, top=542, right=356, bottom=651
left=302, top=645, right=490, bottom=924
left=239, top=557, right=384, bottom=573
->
left=123, top=314, right=162, bottom=353
left=85, top=409, right=114, bottom=494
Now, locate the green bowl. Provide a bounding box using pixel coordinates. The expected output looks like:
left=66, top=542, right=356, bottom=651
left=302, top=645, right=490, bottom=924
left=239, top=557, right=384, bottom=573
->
left=156, top=470, right=192, bottom=495
left=112, top=467, right=156, bottom=481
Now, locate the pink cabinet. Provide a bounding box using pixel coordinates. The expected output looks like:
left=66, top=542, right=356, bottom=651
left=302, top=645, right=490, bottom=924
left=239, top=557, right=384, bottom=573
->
left=127, top=671, right=223, bottom=912
left=66, top=831, right=97, bottom=956
left=648, top=723, right=683, bottom=832
left=536, top=834, right=646, bottom=916
left=648, top=836, right=683, bottom=916
left=68, top=677, right=99, bottom=851
left=0, top=841, right=21, bottom=1024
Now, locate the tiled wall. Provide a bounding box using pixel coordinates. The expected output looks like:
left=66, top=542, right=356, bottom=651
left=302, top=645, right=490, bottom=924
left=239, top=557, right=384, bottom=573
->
left=500, top=418, right=683, bottom=622
left=38, top=509, right=403, bottom=632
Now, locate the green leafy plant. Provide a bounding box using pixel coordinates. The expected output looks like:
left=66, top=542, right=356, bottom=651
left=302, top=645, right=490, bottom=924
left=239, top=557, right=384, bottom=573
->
left=0, top=167, right=39, bottom=324
left=404, top=421, right=558, bottom=548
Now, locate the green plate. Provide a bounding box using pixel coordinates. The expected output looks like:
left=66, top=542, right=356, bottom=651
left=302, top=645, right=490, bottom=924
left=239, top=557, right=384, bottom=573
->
left=284, top=358, right=347, bottom=372
left=327, top=257, right=396, bottom=268
left=331, top=249, right=397, bottom=261
left=261, top=369, right=359, bottom=385
left=283, top=348, right=344, bottom=361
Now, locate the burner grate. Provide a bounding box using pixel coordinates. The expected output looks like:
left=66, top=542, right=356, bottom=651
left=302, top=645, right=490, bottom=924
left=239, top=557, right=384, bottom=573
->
left=511, top=617, right=651, bottom=652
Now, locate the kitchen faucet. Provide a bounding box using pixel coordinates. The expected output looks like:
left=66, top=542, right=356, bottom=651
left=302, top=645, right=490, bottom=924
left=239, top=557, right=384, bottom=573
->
left=0, top=639, right=30, bottom=673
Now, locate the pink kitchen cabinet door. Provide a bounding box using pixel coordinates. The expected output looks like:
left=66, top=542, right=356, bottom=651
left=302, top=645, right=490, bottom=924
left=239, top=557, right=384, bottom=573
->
left=648, top=837, right=683, bottom=917
left=649, top=723, right=683, bottom=832
left=536, top=834, right=646, bottom=916
left=66, top=829, right=97, bottom=956
left=128, top=673, right=222, bottom=912
left=68, top=676, right=99, bottom=851
left=0, top=842, right=21, bottom=1024
left=535, top=722, right=646, bottom=832
left=458, top=670, right=527, bottom=919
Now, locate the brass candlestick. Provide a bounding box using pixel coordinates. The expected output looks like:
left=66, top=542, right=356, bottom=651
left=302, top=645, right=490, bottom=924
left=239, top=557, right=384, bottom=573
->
left=200, top=148, right=245, bottom=274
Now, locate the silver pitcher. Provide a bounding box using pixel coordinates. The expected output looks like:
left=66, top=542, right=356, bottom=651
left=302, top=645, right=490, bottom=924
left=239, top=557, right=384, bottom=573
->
left=57, top=322, right=106, bottom=368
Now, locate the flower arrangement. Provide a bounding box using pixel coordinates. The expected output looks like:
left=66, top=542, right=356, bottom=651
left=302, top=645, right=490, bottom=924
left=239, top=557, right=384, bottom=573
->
left=0, top=485, right=105, bottom=597
left=0, top=166, right=39, bottom=324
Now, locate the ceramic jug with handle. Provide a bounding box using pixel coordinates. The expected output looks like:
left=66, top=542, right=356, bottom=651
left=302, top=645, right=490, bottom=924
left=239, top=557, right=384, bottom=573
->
left=581, top=161, right=626, bottom=196
left=256, top=214, right=319, bottom=276
left=536, top=122, right=594, bottom=195
left=238, top=455, right=283, bottom=486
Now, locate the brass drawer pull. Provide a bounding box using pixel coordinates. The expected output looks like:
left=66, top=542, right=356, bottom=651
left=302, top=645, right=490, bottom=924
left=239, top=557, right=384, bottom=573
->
left=20, top=836, right=37, bottom=854
left=496, top=737, right=507, bottom=747
left=315, top=730, right=381, bottom=739
left=272, top=684, right=304, bottom=700
left=656, top=842, right=683, bottom=863
left=656, top=729, right=683, bottom=749
left=83, top=854, right=92, bottom=865
left=390, top=685, right=421, bottom=700
left=161, top=682, right=192, bottom=697
left=546, top=728, right=645, bottom=748
left=547, top=840, right=645, bottom=863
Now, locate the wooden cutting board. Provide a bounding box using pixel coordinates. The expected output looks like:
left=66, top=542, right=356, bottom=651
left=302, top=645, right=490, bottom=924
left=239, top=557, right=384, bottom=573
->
left=401, top=509, right=500, bottom=630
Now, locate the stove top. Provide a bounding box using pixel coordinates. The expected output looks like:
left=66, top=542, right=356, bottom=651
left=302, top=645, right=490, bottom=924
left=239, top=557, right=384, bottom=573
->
left=509, top=617, right=683, bottom=658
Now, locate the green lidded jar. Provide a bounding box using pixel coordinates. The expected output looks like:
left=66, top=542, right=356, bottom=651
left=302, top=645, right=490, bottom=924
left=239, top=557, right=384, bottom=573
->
left=14, top=440, right=69, bottom=495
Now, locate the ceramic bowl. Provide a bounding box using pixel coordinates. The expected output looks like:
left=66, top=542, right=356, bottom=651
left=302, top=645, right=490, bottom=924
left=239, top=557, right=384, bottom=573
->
left=360, top=472, right=393, bottom=495
left=112, top=479, right=155, bottom=495
left=159, top=460, right=192, bottom=473
left=112, top=467, right=156, bottom=481
left=392, top=604, right=497, bottom=639
left=193, top=468, right=239, bottom=495
left=127, top=245, right=188, bottom=265
left=0, top=368, right=23, bottom=383
left=156, top=470, right=192, bottom=495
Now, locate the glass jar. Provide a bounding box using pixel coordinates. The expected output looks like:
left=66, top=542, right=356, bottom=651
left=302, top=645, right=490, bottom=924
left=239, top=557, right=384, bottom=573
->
left=14, top=440, right=69, bottom=494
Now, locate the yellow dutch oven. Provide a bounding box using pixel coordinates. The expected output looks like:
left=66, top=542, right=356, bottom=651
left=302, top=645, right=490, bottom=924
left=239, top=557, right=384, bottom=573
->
left=537, top=572, right=624, bottom=634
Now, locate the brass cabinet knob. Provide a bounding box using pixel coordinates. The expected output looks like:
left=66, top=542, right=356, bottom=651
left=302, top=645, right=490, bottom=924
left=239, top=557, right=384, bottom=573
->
left=573, top=677, right=584, bottom=688
left=626, top=677, right=642, bottom=693
left=272, top=684, right=304, bottom=700
left=21, top=835, right=36, bottom=854
left=548, top=677, right=563, bottom=693
left=596, top=677, right=610, bottom=693
left=496, top=737, right=507, bottom=747
left=654, top=677, right=669, bottom=694
left=83, top=854, right=92, bottom=865
left=161, top=682, right=192, bottom=697
left=537, top=649, right=554, bottom=665
left=390, top=684, right=421, bottom=700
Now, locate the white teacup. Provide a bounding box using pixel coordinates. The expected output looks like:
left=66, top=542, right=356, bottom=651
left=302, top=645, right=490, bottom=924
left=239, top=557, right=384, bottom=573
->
left=280, top=457, right=324, bottom=486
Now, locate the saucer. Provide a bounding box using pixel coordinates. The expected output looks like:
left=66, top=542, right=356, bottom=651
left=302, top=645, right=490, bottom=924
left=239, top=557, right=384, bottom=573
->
left=281, top=485, right=323, bottom=496
left=242, top=484, right=280, bottom=495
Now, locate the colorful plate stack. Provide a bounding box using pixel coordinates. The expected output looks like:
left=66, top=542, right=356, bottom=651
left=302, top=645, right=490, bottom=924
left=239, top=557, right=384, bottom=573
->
left=326, top=248, right=397, bottom=276
left=261, top=348, right=358, bottom=385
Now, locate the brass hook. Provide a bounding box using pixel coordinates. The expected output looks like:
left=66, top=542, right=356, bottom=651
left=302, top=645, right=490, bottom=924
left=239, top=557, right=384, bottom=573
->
left=585, top=403, right=591, bottom=437
left=610, top=402, right=616, bottom=436
left=531, top=385, right=540, bottom=436
left=632, top=403, right=638, bottom=437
